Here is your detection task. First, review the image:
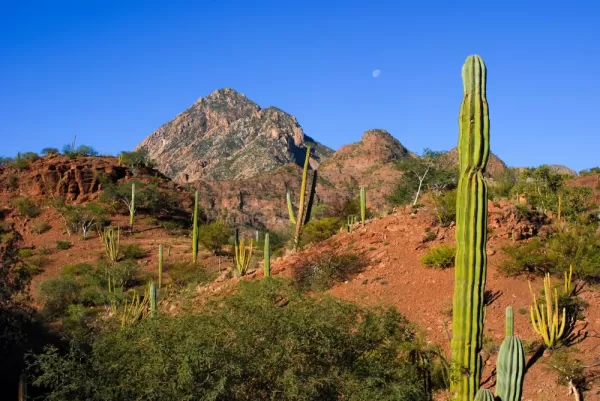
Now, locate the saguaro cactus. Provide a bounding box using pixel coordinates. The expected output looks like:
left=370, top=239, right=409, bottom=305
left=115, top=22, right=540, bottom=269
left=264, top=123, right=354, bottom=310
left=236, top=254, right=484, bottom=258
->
left=129, top=183, right=136, bottom=228
left=286, top=192, right=297, bottom=224
left=264, top=232, right=271, bottom=277
left=149, top=281, right=157, bottom=317
left=158, top=244, right=163, bottom=289
left=293, top=146, right=315, bottom=249
left=450, top=55, right=490, bottom=401
left=496, top=307, right=525, bottom=401
left=474, top=389, right=494, bottom=401
left=192, top=190, right=199, bottom=263
left=360, top=187, right=366, bottom=225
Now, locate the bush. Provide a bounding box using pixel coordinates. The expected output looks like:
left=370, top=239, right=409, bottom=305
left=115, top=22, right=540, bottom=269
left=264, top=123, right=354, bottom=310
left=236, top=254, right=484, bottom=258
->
left=21, top=151, right=40, bottom=162
left=41, top=147, right=60, bottom=156
left=166, top=262, right=214, bottom=287
left=291, top=251, right=366, bottom=291
left=29, top=279, right=430, bottom=401
left=14, top=197, right=41, bottom=218
left=430, top=189, right=456, bottom=226
left=56, top=240, right=73, bottom=250
left=500, top=223, right=600, bottom=281
left=31, top=220, right=52, bottom=234
left=198, top=220, right=231, bottom=255
left=121, top=244, right=148, bottom=260
left=301, top=217, right=343, bottom=246
left=11, top=154, right=30, bottom=170
left=421, top=245, right=456, bottom=269
left=62, top=144, right=99, bottom=159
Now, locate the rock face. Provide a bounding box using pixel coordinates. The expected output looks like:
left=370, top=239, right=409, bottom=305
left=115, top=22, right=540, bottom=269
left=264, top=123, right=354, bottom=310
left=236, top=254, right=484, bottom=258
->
left=319, top=129, right=411, bottom=208
left=136, top=88, right=333, bottom=183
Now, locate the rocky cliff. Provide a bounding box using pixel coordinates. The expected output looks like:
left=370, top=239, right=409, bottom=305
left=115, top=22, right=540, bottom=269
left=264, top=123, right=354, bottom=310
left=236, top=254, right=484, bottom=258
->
left=136, top=88, right=333, bottom=183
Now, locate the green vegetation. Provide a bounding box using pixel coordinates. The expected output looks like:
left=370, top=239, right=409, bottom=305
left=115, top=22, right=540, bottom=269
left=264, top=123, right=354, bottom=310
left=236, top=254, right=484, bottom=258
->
left=56, top=240, right=73, bottom=250
left=288, top=146, right=317, bottom=249
left=198, top=219, right=230, bottom=255
left=30, top=220, right=52, bottom=234
left=117, top=149, right=155, bottom=171
left=421, top=245, right=456, bottom=269
left=301, top=217, right=343, bottom=246
left=62, top=144, right=99, bottom=159
left=14, top=197, right=41, bottom=218
left=121, top=244, right=148, bottom=260
left=291, top=251, right=365, bottom=291
left=192, top=190, right=199, bottom=263
left=29, top=279, right=433, bottom=401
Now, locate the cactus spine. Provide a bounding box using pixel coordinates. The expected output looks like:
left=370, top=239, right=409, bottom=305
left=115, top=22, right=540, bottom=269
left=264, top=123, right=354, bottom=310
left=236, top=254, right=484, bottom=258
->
left=158, top=244, right=163, bottom=289
left=360, top=187, right=366, bottom=225
left=474, top=389, right=494, bottom=401
left=495, top=307, right=525, bottom=401
left=450, top=55, right=490, bottom=401
left=529, top=273, right=567, bottom=348
left=129, top=183, right=136, bottom=228
left=264, top=232, right=271, bottom=277
left=192, top=190, right=199, bottom=264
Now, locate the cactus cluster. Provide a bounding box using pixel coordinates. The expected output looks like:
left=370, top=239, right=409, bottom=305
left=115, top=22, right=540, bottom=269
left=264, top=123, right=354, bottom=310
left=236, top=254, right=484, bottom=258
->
left=286, top=146, right=317, bottom=249
left=100, top=226, right=120, bottom=263
left=234, top=229, right=254, bottom=276
left=529, top=273, right=567, bottom=348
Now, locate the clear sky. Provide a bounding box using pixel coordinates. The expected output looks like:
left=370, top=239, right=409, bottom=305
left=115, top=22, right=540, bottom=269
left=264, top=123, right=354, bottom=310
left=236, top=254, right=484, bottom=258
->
left=1, top=1, right=598, bottom=171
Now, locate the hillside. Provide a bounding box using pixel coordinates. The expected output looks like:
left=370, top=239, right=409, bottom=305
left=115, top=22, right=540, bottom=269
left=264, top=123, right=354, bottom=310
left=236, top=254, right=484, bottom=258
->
left=136, top=88, right=333, bottom=182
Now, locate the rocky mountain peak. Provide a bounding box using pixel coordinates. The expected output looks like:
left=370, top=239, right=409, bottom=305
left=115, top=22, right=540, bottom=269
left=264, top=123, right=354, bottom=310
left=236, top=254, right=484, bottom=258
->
left=136, top=89, right=332, bottom=182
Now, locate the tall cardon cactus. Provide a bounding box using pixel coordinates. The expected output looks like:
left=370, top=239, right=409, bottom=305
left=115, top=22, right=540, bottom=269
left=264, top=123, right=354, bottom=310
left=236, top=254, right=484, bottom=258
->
left=495, top=307, right=525, bottom=401
left=287, top=146, right=317, bottom=250
left=192, top=190, right=199, bottom=263
left=360, top=186, right=366, bottom=225
left=264, top=232, right=271, bottom=277
left=450, top=55, right=490, bottom=400
left=129, top=182, right=136, bottom=228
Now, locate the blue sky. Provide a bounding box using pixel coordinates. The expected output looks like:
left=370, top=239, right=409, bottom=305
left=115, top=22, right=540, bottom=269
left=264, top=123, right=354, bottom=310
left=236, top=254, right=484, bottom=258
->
left=1, top=1, right=598, bottom=171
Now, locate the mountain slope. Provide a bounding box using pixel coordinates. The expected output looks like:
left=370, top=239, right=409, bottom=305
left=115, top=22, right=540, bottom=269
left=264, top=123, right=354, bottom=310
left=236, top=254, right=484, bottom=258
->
left=136, top=88, right=333, bottom=182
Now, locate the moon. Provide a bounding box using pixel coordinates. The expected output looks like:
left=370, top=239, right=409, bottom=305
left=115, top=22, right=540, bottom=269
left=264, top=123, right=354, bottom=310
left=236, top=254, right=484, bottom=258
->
left=372, top=69, right=381, bottom=78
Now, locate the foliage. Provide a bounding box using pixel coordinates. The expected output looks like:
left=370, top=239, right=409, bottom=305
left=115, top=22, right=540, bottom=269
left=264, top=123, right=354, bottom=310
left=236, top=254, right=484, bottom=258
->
left=58, top=202, right=109, bottom=237
left=117, top=149, right=155, bottom=170
left=55, top=240, right=73, bottom=250
left=430, top=189, right=457, bottom=226
left=488, top=168, right=518, bottom=200
left=100, top=181, right=179, bottom=216
left=29, top=279, right=430, bottom=401
left=11, top=154, right=30, bottom=170
left=578, top=166, right=600, bottom=176
left=41, top=148, right=60, bottom=156
left=62, top=144, right=99, bottom=159
left=301, top=217, right=343, bottom=246
left=510, top=165, right=594, bottom=222
left=14, top=197, right=41, bottom=218
left=0, top=231, right=30, bottom=303
left=500, top=223, right=600, bottom=281
left=421, top=245, right=456, bottom=269
left=121, top=244, right=148, bottom=260
left=31, top=221, right=52, bottom=234
left=166, top=262, right=215, bottom=288
left=388, top=149, right=458, bottom=206
left=198, top=220, right=231, bottom=255
left=291, top=251, right=366, bottom=291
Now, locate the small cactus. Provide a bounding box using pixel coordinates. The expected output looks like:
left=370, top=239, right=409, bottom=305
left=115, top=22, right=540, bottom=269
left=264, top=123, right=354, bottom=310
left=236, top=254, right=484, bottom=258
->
left=495, top=307, right=525, bottom=401
left=234, top=229, right=254, bottom=276
left=360, top=187, right=367, bottom=225
left=192, top=190, right=199, bottom=263
left=149, top=281, right=157, bottom=317
left=529, top=273, right=567, bottom=348
left=158, top=244, right=163, bottom=289
left=264, top=232, right=271, bottom=277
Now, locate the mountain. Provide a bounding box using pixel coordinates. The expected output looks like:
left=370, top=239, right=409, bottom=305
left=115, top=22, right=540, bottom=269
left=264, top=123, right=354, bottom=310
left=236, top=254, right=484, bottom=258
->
left=136, top=88, right=333, bottom=182
left=440, top=147, right=508, bottom=179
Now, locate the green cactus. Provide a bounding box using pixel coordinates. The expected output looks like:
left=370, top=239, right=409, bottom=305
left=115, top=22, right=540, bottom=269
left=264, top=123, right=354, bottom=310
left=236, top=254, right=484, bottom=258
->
left=286, top=192, right=297, bottom=225
left=450, top=55, right=490, bottom=401
left=264, top=232, right=271, bottom=277
left=129, top=182, right=136, bottom=228
left=158, top=244, right=163, bottom=289
left=496, top=307, right=525, bottom=401
left=474, top=389, right=495, bottom=401
left=100, top=226, right=120, bottom=263
left=234, top=229, right=254, bottom=276
left=150, top=281, right=157, bottom=317
left=289, top=146, right=317, bottom=250
left=192, top=190, right=199, bottom=263
left=360, top=187, right=366, bottom=225
left=346, top=215, right=357, bottom=232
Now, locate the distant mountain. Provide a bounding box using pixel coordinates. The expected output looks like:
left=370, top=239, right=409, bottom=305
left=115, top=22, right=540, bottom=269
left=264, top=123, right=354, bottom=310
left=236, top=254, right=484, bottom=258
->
left=136, top=88, right=333, bottom=182
left=441, top=147, right=508, bottom=179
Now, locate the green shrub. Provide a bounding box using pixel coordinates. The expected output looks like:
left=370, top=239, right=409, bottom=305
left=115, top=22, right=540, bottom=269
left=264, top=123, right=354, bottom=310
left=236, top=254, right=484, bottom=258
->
left=29, top=279, right=430, bottom=401
left=121, top=244, right=148, bottom=260
left=166, top=262, right=215, bottom=287
left=301, top=217, right=343, bottom=246
left=22, top=151, right=40, bottom=161
left=11, top=155, right=30, bottom=170
left=56, top=240, right=73, bottom=250
left=25, top=256, right=51, bottom=275
left=198, top=220, right=231, bottom=255
left=430, top=189, right=456, bottom=226
left=14, top=197, right=41, bottom=218
left=291, top=251, right=366, bottom=291
left=18, top=249, right=35, bottom=258
left=421, top=245, right=456, bottom=269
left=7, top=175, right=19, bottom=190
left=500, top=223, right=600, bottom=281
left=31, top=220, right=52, bottom=234
left=41, top=147, right=60, bottom=156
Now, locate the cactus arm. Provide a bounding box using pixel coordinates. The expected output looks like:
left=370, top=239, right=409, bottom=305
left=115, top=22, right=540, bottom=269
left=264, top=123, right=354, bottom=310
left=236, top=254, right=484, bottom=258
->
left=450, top=55, right=490, bottom=401
left=192, top=190, right=199, bottom=263
left=293, top=145, right=311, bottom=249
left=303, top=169, right=318, bottom=225
left=286, top=192, right=297, bottom=225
